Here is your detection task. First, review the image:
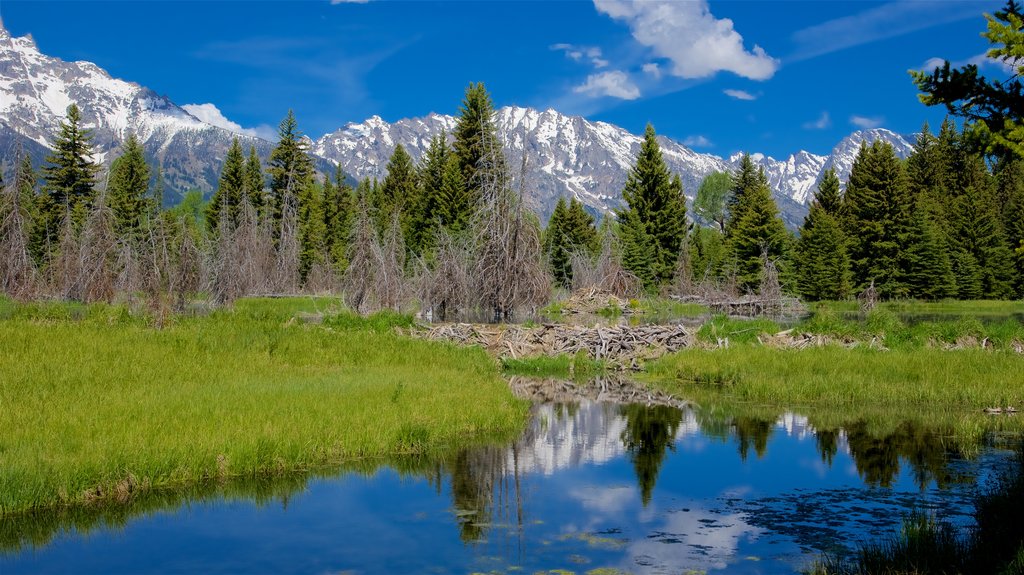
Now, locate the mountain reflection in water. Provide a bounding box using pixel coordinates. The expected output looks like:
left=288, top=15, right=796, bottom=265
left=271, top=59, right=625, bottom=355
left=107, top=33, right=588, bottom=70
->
left=2, top=385, right=1015, bottom=575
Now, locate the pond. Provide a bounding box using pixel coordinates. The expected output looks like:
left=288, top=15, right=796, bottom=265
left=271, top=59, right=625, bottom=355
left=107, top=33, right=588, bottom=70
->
left=2, top=382, right=1017, bottom=574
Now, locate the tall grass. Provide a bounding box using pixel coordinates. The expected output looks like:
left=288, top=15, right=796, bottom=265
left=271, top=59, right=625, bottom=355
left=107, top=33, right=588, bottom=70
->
left=645, top=346, right=1024, bottom=408
left=0, top=298, right=528, bottom=514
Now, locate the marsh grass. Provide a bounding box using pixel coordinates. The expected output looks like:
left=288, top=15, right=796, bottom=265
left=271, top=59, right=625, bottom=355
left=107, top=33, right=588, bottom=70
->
left=645, top=345, right=1024, bottom=408
left=501, top=353, right=609, bottom=380
left=811, top=449, right=1024, bottom=575
left=0, top=297, right=528, bottom=515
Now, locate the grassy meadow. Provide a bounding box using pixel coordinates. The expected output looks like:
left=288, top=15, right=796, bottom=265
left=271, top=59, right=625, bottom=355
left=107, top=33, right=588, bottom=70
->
left=0, top=297, right=528, bottom=515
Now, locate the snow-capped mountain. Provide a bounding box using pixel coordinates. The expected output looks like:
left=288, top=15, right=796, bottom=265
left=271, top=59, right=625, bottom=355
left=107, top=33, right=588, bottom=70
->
left=0, top=23, right=338, bottom=202
left=316, top=109, right=914, bottom=226
left=0, top=20, right=914, bottom=226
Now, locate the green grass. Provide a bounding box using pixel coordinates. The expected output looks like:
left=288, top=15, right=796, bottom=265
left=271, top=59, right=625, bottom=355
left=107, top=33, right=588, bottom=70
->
left=811, top=299, right=1024, bottom=317
left=0, top=297, right=528, bottom=515
left=645, top=345, right=1024, bottom=408
left=501, top=353, right=609, bottom=380
left=796, top=307, right=1024, bottom=350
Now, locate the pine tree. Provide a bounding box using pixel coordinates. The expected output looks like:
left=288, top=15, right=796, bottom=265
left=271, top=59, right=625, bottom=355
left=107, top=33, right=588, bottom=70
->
left=378, top=143, right=420, bottom=240
left=452, top=82, right=506, bottom=205
left=899, top=197, right=956, bottom=299
left=544, top=197, right=570, bottom=287
left=795, top=175, right=851, bottom=301
left=15, top=153, right=36, bottom=239
left=244, top=145, right=265, bottom=215
left=725, top=154, right=761, bottom=236
left=107, top=133, right=151, bottom=239
left=543, top=197, right=598, bottom=288
left=842, top=141, right=913, bottom=297
left=726, top=172, right=790, bottom=291
left=324, top=164, right=355, bottom=271
left=206, top=138, right=245, bottom=233
left=151, top=167, right=165, bottom=217
left=298, top=177, right=327, bottom=281
left=947, top=184, right=1016, bottom=298
left=995, top=157, right=1024, bottom=295
left=40, top=103, right=99, bottom=243
left=615, top=124, right=689, bottom=288
left=268, top=110, right=314, bottom=228
left=689, top=226, right=725, bottom=283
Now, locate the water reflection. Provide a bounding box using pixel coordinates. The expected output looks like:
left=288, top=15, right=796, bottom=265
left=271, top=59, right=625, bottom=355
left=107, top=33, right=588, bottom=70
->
left=2, top=386, right=1017, bottom=574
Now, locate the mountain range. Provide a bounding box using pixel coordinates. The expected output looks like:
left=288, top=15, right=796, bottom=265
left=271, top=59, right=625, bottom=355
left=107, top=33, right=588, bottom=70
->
left=0, top=22, right=915, bottom=227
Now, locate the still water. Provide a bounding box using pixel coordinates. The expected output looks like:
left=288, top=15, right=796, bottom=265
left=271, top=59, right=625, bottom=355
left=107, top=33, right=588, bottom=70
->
left=2, top=397, right=1015, bottom=574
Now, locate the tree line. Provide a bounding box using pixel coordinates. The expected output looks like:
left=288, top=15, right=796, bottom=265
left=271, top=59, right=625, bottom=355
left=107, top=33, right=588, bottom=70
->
left=2, top=83, right=1024, bottom=319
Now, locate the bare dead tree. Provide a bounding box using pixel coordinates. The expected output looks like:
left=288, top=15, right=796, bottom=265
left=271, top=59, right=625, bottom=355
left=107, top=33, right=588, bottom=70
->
left=758, top=248, right=783, bottom=316
left=170, top=219, right=203, bottom=311
left=76, top=191, right=118, bottom=303
left=671, top=235, right=695, bottom=297
left=273, top=187, right=300, bottom=294
left=469, top=134, right=550, bottom=322
left=377, top=210, right=407, bottom=310
left=415, top=227, right=472, bottom=321
left=50, top=208, right=79, bottom=299
left=0, top=175, right=39, bottom=300
left=859, top=279, right=878, bottom=313
left=343, top=192, right=380, bottom=314
left=211, top=192, right=242, bottom=304
left=571, top=224, right=642, bottom=298
left=235, top=194, right=275, bottom=296
left=113, top=236, right=144, bottom=298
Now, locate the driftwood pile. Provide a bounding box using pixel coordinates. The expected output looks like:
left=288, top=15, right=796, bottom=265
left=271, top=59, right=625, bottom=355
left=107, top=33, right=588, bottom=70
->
left=414, top=322, right=694, bottom=367
left=508, top=376, right=691, bottom=409
left=556, top=287, right=632, bottom=316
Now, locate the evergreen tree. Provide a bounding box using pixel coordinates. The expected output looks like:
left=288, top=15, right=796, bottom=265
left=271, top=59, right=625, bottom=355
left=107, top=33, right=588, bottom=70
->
left=899, top=197, right=957, bottom=299
left=416, top=133, right=470, bottom=254
left=151, top=167, right=165, bottom=216
left=244, top=145, right=265, bottom=215
left=725, top=171, right=790, bottom=291
left=298, top=178, right=327, bottom=281
left=948, top=184, right=1016, bottom=298
left=795, top=175, right=851, bottom=301
left=544, top=197, right=598, bottom=288
left=693, top=171, right=731, bottom=232
left=40, top=103, right=99, bottom=241
left=107, top=133, right=151, bottom=239
left=995, top=157, right=1024, bottom=295
left=452, top=82, right=506, bottom=204
left=206, top=138, right=245, bottom=233
left=378, top=143, right=420, bottom=239
left=615, top=124, right=689, bottom=288
left=15, top=153, right=36, bottom=228
left=324, top=164, right=355, bottom=271
left=842, top=141, right=913, bottom=297
left=689, top=226, right=726, bottom=282
left=268, top=110, right=314, bottom=227
left=725, top=154, right=761, bottom=236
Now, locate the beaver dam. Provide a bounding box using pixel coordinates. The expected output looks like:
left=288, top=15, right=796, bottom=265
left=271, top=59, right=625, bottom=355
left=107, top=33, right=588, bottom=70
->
left=507, top=375, right=691, bottom=408
left=413, top=322, right=695, bottom=369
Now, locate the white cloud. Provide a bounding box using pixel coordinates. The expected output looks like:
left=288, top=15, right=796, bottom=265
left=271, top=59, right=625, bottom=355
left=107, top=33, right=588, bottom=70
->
left=641, top=62, right=661, bottom=79
left=594, top=0, right=778, bottom=80
left=850, top=115, right=885, bottom=129
left=683, top=135, right=713, bottom=148
left=791, top=2, right=980, bottom=61
left=803, top=111, right=831, bottom=130
left=552, top=43, right=609, bottom=69
left=723, top=88, right=756, bottom=101
left=919, top=52, right=1019, bottom=75
left=573, top=70, right=641, bottom=100
left=182, top=103, right=276, bottom=141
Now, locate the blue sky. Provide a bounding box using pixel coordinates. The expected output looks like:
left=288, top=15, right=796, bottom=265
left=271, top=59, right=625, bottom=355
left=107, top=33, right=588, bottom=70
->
left=0, top=1, right=1006, bottom=158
